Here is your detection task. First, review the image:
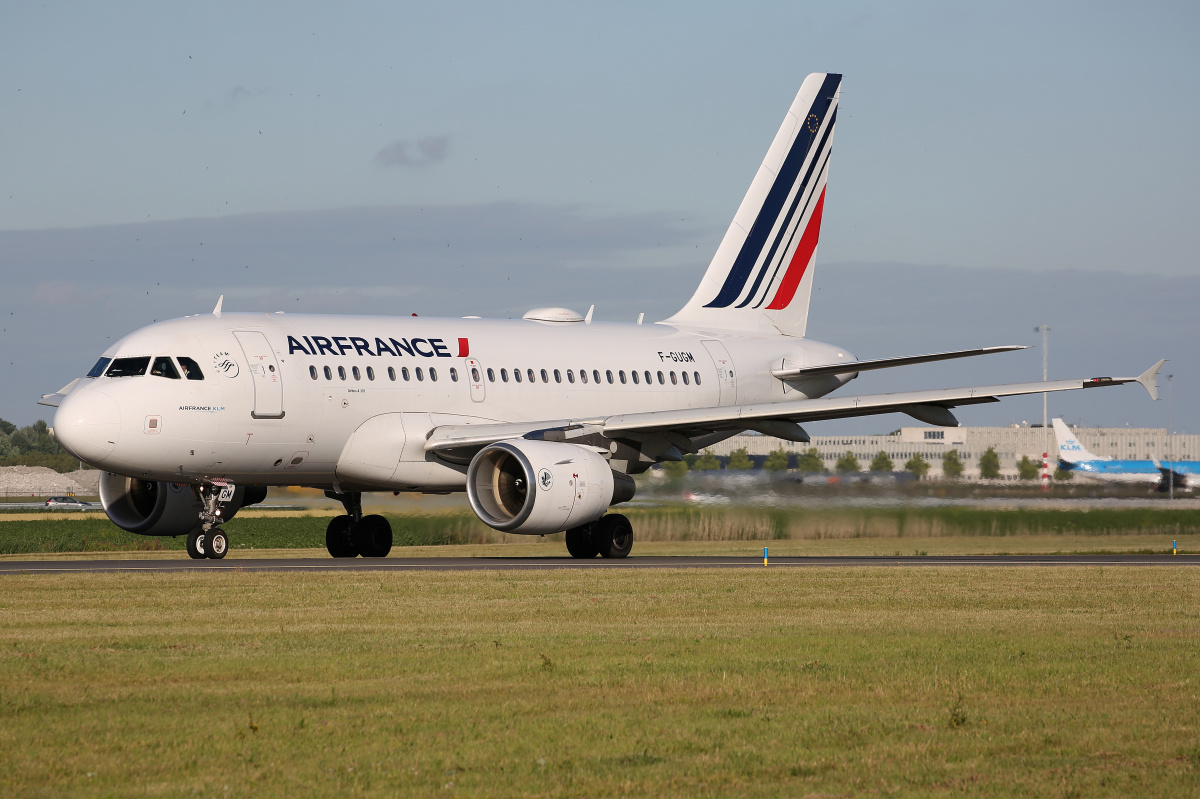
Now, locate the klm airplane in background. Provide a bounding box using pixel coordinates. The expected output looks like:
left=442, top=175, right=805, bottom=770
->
left=1053, top=418, right=1199, bottom=491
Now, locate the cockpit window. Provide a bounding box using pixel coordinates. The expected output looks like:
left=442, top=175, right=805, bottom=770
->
left=151, top=356, right=181, bottom=379
left=176, top=357, right=205, bottom=381
left=86, top=357, right=111, bottom=378
left=105, top=357, right=151, bottom=377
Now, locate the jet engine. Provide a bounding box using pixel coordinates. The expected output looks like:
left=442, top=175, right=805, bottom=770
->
left=466, top=440, right=635, bottom=534
left=98, top=472, right=268, bottom=536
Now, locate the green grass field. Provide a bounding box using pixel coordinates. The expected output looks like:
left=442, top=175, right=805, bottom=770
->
left=1, top=505, right=1197, bottom=556
left=1, top=567, right=1197, bottom=797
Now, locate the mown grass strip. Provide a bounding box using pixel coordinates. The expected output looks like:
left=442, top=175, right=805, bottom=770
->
left=0, top=568, right=1196, bottom=796
left=2, top=505, right=1199, bottom=555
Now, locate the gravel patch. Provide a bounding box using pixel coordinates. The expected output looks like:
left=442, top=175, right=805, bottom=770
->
left=0, top=466, right=96, bottom=497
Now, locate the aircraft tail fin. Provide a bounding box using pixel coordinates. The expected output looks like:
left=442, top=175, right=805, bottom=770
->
left=663, top=73, right=842, bottom=336
left=1053, top=418, right=1103, bottom=462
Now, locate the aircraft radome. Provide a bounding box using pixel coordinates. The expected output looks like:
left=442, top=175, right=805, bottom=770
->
left=41, top=73, right=1164, bottom=560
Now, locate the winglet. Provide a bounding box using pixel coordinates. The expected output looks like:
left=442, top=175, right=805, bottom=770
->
left=585, top=305, right=594, bottom=324
left=1137, top=359, right=1166, bottom=400
left=213, top=295, right=224, bottom=318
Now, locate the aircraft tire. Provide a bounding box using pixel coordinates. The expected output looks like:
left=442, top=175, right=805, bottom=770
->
left=353, top=514, right=393, bottom=558
left=565, top=525, right=599, bottom=559
left=594, top=514, right=633, bottom=559
left=207, top=528, right=228, bottom=559
left=186, top=530, right=207, bottom=559
left=325, top=515, right=358, bottom=558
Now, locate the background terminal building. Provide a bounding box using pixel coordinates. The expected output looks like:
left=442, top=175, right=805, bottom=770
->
left=704, top=424, right=1199, bottom=480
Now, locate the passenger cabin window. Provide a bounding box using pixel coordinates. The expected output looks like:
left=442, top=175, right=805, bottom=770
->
left=501, top=369, right=509, bottom=382
left=416, top=367, right=424, bottom=381
left=310, top=365, right=318, bottom=380
left=693, top=371, right=701, bottom=385
left=338, top=366, right=347, bottom=380
left=324, top=366, right=333, bottom=380
left=388, top=367, right=396, bottom=381
left=106, top=357, right=151, bottom=377
left=593, top=370, right=601, bottom=384
left=150, top=357, right=180, bottom=379
left=430, top=368, right=438, bottom=382
left=86, top=357, right=111, bottom=378
left=451, top=367, right=460, bottom=382
left=402, top=367, right=410, bottom=381
left=527, top=369, right=535, bottom=383
left=631, top=371, right=639, bottom=385
left=366, top=366, right=375, bottom=381
left=682, top=371, right=689, bottom=385
left=352, top=366, right=361, bottom=381
left=553, top=369, right=561, bottom=383
left=513, top=369, right=522, bottom=383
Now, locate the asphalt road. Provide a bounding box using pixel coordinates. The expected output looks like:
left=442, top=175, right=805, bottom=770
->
left=0, top=554, right=1195, bottom=574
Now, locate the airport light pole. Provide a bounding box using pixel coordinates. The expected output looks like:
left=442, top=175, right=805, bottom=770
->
left=1168, top=373, right=1174, bottom=501
left=1034, top=325, right=1051, bottom=491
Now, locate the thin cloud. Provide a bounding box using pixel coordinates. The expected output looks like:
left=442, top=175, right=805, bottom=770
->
left=374, top=135, right=449, bottom=167
left=207, top=85, right=269, bottom=110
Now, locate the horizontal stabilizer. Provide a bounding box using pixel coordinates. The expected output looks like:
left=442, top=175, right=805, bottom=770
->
left=772, top=346, right=1027, bottom=381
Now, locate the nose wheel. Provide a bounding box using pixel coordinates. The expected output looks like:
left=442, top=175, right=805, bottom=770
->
left=185, top=526, right=228, bottom=560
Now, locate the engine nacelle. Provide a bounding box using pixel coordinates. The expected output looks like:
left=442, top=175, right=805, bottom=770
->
left=466, top=440, right=635, bottom=534
left=98, top=472, right=268, bottom=536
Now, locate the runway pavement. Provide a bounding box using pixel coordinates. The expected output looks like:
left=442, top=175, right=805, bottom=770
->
left=0, top=553, right=1195, bottom=574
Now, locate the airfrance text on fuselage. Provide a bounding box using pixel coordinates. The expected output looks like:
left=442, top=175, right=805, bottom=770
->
left=287, top=336, right=469, bottom=358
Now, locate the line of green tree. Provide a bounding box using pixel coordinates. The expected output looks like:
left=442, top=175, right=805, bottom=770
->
left=0, top=418, right=83, bottom=473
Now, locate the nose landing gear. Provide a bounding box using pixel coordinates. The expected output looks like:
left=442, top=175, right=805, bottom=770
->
left=186, top=483, right=231, bottom=560
left=324, top=491, right=393, bottom=558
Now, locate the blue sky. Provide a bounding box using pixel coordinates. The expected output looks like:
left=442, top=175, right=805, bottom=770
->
left=1, top=1, right=1197, bottom=430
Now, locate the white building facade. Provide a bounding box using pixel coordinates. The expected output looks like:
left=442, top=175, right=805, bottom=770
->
left=706, top=425, right=1200, bottom=480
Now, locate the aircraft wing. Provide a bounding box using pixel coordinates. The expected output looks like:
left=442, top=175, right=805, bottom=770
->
left=37, top=378, right=82, bottom=408
left=425, top=360, right=1166, bottom=456
left=771, top=345, right=1027, bottom=380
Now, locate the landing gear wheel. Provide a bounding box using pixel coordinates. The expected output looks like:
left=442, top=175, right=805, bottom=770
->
left=207, top=527, right=228, bottom=560
left=186, top=530, right=207, bottom=559
left=565, top=525, right=599, bottom=559
left=594, top=514, right=633, bottom=559
left=326, top=515, right=358, bottom=558
left=353, top=514, right=393, bottom=558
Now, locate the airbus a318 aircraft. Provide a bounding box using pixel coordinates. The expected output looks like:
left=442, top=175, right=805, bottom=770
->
left=42, top=73, right=1163, bottom=560
left=1053, top=418, right=1197, bottom=490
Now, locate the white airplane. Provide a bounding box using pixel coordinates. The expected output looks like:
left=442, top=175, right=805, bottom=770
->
left=41, top=73, right=1164, bottom=560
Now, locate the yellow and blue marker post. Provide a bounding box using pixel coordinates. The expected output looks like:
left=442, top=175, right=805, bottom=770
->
left=764, top=546, right=769, bottom=567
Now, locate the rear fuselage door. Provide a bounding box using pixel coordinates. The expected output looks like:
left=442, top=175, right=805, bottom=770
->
left=701, top=340, right=737, bottom=406
left=233, top=330, right=284, bottom=418
left=465, top=358, right=485, bottom=402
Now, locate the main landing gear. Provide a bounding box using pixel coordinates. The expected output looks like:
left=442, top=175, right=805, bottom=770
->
left=186, top=484, right=230, bottom=560
left=565, top=513, right=633, bottom=559
left=324, top=491, right=393, bottom=558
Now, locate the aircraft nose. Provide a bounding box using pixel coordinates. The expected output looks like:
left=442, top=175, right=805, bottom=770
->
left=54, top=389, right=121, bottom=465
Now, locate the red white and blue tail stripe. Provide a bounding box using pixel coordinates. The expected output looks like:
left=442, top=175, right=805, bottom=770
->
left=664, top=73, right=841, bottom=336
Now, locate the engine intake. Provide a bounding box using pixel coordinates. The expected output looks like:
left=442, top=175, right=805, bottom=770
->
left=98, top=473, right=266, bottom=536
left=466, top=440, right=635, bottom=534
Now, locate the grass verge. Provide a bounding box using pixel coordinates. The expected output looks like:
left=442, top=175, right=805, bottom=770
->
left=1, top=567, right=1197, bottom=796
left=1, top=506, right=1198, bottom=556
